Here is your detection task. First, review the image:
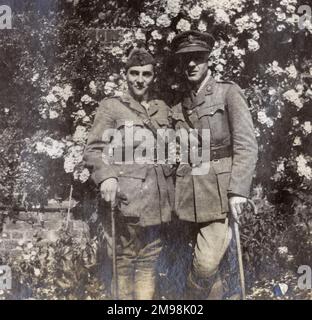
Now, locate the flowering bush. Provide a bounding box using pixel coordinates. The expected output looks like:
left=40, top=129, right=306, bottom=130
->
left=0, top=228, right=107, bottom=300
left=0, top=0, right=312, bottom=297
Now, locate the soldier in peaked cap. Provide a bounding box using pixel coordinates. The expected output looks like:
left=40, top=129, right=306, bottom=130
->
left=83, top=45, right=174, bottom=300
left=170, top=31, right=258, bottom=299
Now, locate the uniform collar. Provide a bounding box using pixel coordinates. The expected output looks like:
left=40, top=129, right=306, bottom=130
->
left=196, top=72, right=212, bottom=94
left=183, top=77, right=216, bottom=110
left=119, top=91, right=160, bottom=117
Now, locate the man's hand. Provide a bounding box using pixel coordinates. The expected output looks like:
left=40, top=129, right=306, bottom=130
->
left=229, top=196, right=247, bottom=222
left=100, top=178, right=119, bottom=203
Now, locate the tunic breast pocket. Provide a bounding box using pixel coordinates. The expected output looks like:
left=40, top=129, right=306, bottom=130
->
left=171, top=112, right=186, bottom=129
left=155, top=118, right=169, bottom=128
left=197, top=103, right=230, bottom=146
left=115, top=119, right=144, bottom=131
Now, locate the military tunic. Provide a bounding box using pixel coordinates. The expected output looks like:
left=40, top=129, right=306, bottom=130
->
left=172, top=77, right=258, bottom=223
left=83, top=92, right=174, bottom=226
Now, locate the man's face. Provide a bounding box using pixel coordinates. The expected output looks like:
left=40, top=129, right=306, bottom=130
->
left=126, top=64, right=154, bottom=100
left=178, top=52, right=210, bottom=85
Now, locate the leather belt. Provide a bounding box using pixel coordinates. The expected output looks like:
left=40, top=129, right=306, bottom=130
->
left=210, top=146, right=232, bottom=161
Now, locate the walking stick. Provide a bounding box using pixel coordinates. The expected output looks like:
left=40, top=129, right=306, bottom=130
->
left=234, top=218, right=246, bottom=300
left=233, top=199, right=257, bottom=300
left=111, top=200, right=118, bottom=300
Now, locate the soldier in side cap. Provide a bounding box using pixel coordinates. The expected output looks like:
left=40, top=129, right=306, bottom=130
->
left=170, top=31, right=258, bottom=299
left=83, top=45, right=174, bottom=300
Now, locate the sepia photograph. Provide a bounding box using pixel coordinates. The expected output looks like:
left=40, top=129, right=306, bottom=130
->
left=0, top=0, right=312, bottom=302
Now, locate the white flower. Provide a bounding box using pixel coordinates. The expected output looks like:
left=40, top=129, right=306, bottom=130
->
left=292, top=117, right=299, bottom=126
left=79, top=168, right=90, bottom=183
left=268, top=88, right=277, bottom=95
left=283, top=89, right=303, bottom=109
left=104, top=81, right=118, bottom=95
left=257, top=111, right=273, bottom=127
left=134, top=29, right=146, bottom=41
left=139, top=13, right=155, bottom=28
left=257, top=111, right=267, bottom=124
left=32, top=73, right=39, bottom=82
left=35, top=138, right=65, bottom=159
left=189, top=5, right=202, bottom=20
left=251, top=12, right=262, bottom=22
left=73, top=170, right=79, bottom=180
left=287, top=255, right=294, bottom=262
left=266, top=61, right=285, bottom=76
left=45, top=93, right=58, bottom=104
left=167, top=31, right=177, bottom=43
left=276, top=162, right=285, bottom=173
left=198, top=20, right=207, bottom=32
left=50, top=85, right=73, bottom=102
left=280, top=0, right=298, bottom=6
left=277, top=24, right=286, bottom=32
left=200, top=0, right=247, bottom=14
left=62, top=84, right=73, bottom=101
left=302, top=121, right=312, bottom=135
left=286, top=13, right=300, bottom=25
left=23, top=254, right=31, bottom=261
left=276, top=12, right=287, bottom=22
left=64, top=145, right=84, bottom=173
left=285, top=64, right=298, bottom=78
left=293, top=136, right=302, bottom=146
left=252, top=30, right=260, bottom=40
left=233, top=46, right=246, bottom=57
left=235, top=15, right=257, bottom=33
left=306, top=88, right=312, bottom=99
left=82, top=116, right=90, bottom=123
left=214, top=9, right=230, bottom=24
left=156, top=14, right=171, bottom=27
left=286, top=5, right=296, bottom=13
left=166, top=0, right=181, bottom=17
left=34, top=268, right=41, bottom=277
left=74, top=110, right=86, bottom=120
left=176, top=19, right=191, bottom=32
left=248, top=39, right=260, bottom=52
left=81, top=94, right=92, bottom=104
left=89, top=81, right=97, bottom=94
left=215, top=64, right=224, bottom=72
left=278, top=246, right=288, bottom=255
left=151, top=30, right=162, bottom=40
left=148, top=45, right=155, bottom=53
left=72, top=125, right=88, bottom=144
left=111, top=47, right=123, bottom=56
left=296, top=154, right=312, bottom=179
left=49, top=110, right=59, bottom=119
left=295, top=84, right=304, bottom=93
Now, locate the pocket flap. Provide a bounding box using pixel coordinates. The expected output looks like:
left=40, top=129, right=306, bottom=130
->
left=155, top=118, right=169, bottom=127
left=197, top=103, right=225, bottom=118
left=116, top=119, right=144, bottom=129
left=171, top=112, right=185, bottom=122
left=116, top=164, right=147, bottom=180
left=211, top=157, right=232, bottom=174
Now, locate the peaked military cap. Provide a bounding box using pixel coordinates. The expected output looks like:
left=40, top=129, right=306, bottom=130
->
left=125, top=44, right=155, bottom=69
left=171, top=30, right=215, bottom=54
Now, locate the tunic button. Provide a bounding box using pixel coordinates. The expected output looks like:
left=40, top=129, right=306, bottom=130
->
left=187, top=109, right=193, bottom=115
